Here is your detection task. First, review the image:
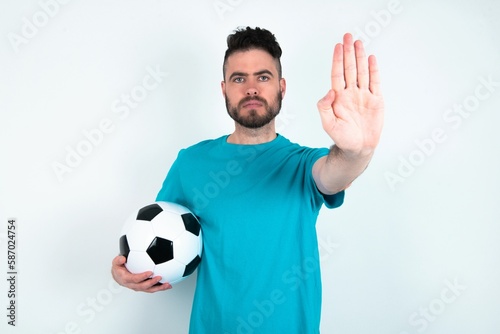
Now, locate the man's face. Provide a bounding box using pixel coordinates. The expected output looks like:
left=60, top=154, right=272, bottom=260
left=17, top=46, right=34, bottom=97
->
left=222, top=49, right=286, bottom=129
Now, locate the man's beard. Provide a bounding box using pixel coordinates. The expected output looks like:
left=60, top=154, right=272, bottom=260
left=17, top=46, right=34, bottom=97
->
left=225, top=91, right=282, bottom=129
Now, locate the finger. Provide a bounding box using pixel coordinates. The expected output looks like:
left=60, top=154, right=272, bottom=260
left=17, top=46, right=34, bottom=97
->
left=354, top=40, right=369, bottom=89
left=127, top=274, right=157, bottom=291
left=135, top=275, right=160, bottom=289
left=111, top=256, right=129, bottom=284
left=128, top=271, right=155, bottom=285
left=146, top=283, right=172, bottom=293
left=331, top=43, right=344, bottom=91
left=368, top=55, right=382, bottom=95
left=144, top=278, right=173, bottom=293
left=342, top=33, right=357, bottom=87
left=112, top=255, right=126, bottom=266
left=137, top=276, right=172, bottom=293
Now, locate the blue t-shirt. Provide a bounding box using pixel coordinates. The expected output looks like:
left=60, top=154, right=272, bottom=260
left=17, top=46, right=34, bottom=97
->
left=156, top=134, right=344, bottom=333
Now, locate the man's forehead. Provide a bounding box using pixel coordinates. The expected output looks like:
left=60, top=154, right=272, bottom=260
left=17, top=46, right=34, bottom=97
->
left=225, top=49, right=279, bottom=75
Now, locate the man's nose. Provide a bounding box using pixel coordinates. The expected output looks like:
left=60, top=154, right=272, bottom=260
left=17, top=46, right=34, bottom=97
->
left=246, top=87, right=258, bottom=96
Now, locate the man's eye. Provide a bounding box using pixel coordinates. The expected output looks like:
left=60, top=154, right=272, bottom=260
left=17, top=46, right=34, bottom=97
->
left=234, top=77, right=244, bottom=83
left=259, top=76, right=270, bottom=82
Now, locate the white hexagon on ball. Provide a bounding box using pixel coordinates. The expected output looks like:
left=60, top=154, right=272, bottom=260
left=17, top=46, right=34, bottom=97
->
left=154, top=259, right=187, bottom=284
left=126, top=251, right=155, bottom=274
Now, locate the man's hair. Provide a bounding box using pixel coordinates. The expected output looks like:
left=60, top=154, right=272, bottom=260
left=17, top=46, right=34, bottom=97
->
left=223, top=26, right=283, bottom=80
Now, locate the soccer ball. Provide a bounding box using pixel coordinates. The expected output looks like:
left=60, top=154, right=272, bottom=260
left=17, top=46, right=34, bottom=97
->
left=119, top=201, right=203, bottom=285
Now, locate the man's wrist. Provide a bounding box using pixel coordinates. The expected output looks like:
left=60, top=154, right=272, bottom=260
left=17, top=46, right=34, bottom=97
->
left=327, top=144, right=374, bottom=163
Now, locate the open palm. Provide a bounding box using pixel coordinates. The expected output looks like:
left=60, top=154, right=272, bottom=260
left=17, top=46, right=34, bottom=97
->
left=318, top=33, right=384, bottom=157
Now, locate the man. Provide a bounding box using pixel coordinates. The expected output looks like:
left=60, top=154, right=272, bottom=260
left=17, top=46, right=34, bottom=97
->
left=112, top=27, right=384, bottom=333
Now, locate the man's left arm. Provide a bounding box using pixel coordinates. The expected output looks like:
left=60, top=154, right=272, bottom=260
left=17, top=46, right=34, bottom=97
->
left=312, top=33, right=384, bottom=195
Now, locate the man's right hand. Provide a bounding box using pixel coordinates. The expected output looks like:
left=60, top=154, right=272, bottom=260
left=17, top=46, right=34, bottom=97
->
left=111, top=255, right=172, bottom=293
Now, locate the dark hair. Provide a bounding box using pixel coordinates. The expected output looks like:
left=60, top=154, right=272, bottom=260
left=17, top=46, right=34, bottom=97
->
left=223, top=26, right=283, bottom=79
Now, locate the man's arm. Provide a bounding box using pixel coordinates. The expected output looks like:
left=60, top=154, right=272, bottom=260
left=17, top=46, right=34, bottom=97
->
left=313, top=33, right=384, bottom=194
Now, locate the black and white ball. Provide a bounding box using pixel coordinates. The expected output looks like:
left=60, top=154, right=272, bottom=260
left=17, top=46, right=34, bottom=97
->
left=119, top=201, right=203, bottom=285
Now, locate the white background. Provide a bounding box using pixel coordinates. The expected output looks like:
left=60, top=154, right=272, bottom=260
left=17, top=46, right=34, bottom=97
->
left=1, top=0, right=499, bottom=333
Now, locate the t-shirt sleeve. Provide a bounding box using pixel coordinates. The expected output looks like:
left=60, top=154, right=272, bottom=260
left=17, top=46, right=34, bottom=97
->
left=309, top=147, right=345, bottom=209
left=322, top=189, right=345, bottom=209
left=155, top=150, right=186, bottom=205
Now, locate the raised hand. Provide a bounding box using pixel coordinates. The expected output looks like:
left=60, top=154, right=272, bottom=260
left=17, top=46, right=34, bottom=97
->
left=317, top=33, right=384, bottom=158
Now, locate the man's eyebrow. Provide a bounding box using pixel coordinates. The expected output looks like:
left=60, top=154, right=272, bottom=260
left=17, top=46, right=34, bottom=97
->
left=228, top=70, right=274, bottom=81
left=228, top=72, right=248, bottom=81
left=254, top=70, right=274, bottom=77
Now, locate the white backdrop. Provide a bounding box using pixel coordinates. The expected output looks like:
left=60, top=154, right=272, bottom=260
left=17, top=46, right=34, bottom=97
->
left=1, top=0, right=499, bottom=333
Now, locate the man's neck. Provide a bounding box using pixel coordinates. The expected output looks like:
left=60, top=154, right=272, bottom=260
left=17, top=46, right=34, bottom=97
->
left=227, top=123, right=277, bottom=145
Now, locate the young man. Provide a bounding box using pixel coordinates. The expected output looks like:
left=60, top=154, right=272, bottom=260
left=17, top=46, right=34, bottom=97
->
left=112, top=27, right=384, bottom=333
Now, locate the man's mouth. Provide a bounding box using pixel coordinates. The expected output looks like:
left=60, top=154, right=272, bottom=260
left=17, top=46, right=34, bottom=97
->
left=241, top=99, right=264, bottom=109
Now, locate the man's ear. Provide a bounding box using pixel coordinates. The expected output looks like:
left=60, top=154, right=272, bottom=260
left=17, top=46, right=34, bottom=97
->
left=221, top=80, right=226, bottom=98
left=280, top=78, right=287, bottom=98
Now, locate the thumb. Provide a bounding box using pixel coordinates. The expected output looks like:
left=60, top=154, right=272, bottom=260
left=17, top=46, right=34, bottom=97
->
left=317, top=90, right=337, bottom=129
left=113, top=255, right=127, bottom=266
left=317, top=89, right=336, bottom=114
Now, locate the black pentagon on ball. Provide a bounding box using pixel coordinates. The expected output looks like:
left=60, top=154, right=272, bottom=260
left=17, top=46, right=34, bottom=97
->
left=137, top=203, right=163, bottom=222
left=119, top=235, right=130, bottom=259
left=181, top=213, right=201, bottom=236
left=146, top=237, right=174, bottom=264
left=183, top=255, right=201, bottom=277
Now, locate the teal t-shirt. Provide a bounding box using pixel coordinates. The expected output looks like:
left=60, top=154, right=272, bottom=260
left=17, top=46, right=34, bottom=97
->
left=156, top=134, right=344, bottom=333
